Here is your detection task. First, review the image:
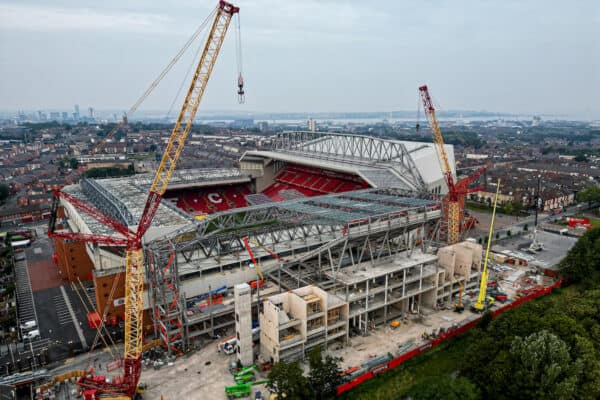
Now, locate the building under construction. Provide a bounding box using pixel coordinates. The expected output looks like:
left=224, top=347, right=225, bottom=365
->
left=51, top=132, right=464, bottom=358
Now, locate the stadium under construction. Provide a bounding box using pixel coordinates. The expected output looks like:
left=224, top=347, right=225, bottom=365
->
left=51, top=131, right=473, bottom=359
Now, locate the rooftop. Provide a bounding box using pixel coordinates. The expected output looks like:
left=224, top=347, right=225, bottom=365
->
left=325, top=250, right=438, bottom=285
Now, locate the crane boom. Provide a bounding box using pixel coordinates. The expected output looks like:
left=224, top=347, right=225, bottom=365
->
left=418, top=85, right=455, bottom=195
left=136, top=1, right=239, bottom=240
left=242, top=237, right=263, bottom=281
left=419, top=85, right=460, bottom=244
left=122, top=2, right=239, bottom=396
left=45, top=3, right=240, bottom=398
left=473, top=179, right=501, bottom=311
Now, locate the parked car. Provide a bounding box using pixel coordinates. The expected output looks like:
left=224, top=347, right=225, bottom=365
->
left=23, top=329, right=40, bottom=340
left=20, top=320, right=36, bottom=330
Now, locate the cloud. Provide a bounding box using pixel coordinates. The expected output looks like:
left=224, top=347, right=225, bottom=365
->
left=0, top=3, right=175, bottom=33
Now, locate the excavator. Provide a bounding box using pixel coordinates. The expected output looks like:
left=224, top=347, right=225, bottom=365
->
left=453, top=276, right=465, bottom=313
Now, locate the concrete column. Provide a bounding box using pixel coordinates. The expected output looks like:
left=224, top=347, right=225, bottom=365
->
left=234, top=283, right=253, bottom=366
left=364, top=281, right=369, bottom=333
left=384, top=274, right=389, bottom=323
left=402, top=269, right=406, bottom=298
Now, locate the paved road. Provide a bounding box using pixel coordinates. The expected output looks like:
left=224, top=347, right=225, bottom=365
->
left=12, top=225, right=108, bottom=366
left=468, top=204, right=584, bottom=241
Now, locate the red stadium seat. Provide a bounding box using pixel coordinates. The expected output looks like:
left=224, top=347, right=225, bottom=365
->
left=167, top=184, right=251, bottom=215
left=263, top=164, right=369, bottom=201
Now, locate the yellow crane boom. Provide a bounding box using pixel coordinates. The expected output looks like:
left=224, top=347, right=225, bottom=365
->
left=123, top=2, right=239, bottom=397
left=473, top=179, right=501, bottom=312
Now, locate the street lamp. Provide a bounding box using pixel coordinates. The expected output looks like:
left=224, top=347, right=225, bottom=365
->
left=534, top=174, right=541, bottom=228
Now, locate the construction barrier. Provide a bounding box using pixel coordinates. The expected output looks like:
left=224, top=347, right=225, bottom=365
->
left=336, top=280, right=563, bottom=396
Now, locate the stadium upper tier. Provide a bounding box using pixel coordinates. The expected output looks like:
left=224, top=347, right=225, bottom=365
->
left=240, top=131, right=455, bottom=194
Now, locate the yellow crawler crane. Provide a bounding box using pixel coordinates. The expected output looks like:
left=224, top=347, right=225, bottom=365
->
left=472, top=179, right=501, bottom=312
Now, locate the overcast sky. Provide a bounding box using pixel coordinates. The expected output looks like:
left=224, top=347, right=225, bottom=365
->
left=0, top=0, right=598, bottom=118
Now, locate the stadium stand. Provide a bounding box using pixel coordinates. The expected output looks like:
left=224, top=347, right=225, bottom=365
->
left=262, top=165, right=369, bottom=201
left=169, top=184, right=251, bottom=214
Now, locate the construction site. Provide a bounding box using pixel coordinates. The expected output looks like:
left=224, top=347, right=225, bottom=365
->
left=14, top=2, right=568, bottom=400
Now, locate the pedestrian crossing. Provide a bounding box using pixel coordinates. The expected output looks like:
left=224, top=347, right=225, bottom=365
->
left=52, top=294, right=73, bottom=326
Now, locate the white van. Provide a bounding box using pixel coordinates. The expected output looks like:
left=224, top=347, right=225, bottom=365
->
left=20, top=320, right=36, bottom=330
left=24, top=329, right=40, bottom=340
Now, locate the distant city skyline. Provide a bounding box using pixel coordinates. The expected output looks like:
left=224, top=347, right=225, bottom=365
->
left=0, top=0, right=598, bottom=118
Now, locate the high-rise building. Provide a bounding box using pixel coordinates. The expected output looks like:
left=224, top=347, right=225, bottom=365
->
left=308, top=118, right=317, bottom=132
left=62, top=112, right=69, bottom=121
left=88, top=107, right=95, bottom=119
left=74, top=104, right=80, bottom=120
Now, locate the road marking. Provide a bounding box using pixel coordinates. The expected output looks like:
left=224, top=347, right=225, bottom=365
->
left=60, top=286, right=88, bottom=349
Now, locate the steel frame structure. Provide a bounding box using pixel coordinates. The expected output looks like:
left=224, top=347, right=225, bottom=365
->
left=272, top=131, right=426, bottom=190
left=81, top=178, right=134, bottom=227
left=144, top=188, right=441, bottom=352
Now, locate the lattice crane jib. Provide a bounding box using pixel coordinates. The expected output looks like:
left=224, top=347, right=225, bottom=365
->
left=44, top=2, right=240, bottom=398
left=122, top=2, right=239, bottom=396
left=419, top=85, right=461, bottom=244
left=418, top=85, right=455, bottom=197
left=137, top=3, right=238, bottom=240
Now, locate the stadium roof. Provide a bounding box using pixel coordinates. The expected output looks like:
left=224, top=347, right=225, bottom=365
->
left=240, top=131, right=455, bottom=191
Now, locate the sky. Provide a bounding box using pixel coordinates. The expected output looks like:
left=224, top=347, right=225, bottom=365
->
left=0, top=0, right=598, bottom=118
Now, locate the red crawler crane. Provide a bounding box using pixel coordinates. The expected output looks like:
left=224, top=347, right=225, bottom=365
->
left=419, top=85, right=489, bottom=244
left=48, top=2, right=240, bottom=398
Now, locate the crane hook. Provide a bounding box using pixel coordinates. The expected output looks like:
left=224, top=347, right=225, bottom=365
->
left=237, top=73, right=245, bottom=104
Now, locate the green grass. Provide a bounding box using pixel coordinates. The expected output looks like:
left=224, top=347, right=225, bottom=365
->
left=340, top=335, right=471, bottom=400
left=465, top=201, right=492, bottom=213
left=340, top=285, right=578, bottom=400
left=581, top=216, right=600, bottom=228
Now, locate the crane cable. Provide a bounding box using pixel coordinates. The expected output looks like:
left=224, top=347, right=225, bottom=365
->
left=126, top=7, right=218, bottom=118
left=93, top=6, right=218, bottom=153
left=235, top=13, right=245, bottom=104
left=165, top=29, right=209, bottom=120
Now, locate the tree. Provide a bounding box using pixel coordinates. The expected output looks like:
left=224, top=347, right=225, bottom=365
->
left=69, top=157, right=79, bottom=169
left=578, top=186, right=600, bottom=206
left=504, top=330, right=582, bottom=400
left=308, top=347, right=342, bottom=399
left=407, top=375, right=481, bottom=400
left=0, top=184, right=9, bottom=202
left=477, top=310, right=493, bottom=331
left=504, top=202, right=514, bottom=216
left=512, top=201, right=523, bottom=218
left=267, top=360, right=310, bottom=400
left=559, top=227, right=600, bottom=283
left=574, top=154, right=589, bottom=162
